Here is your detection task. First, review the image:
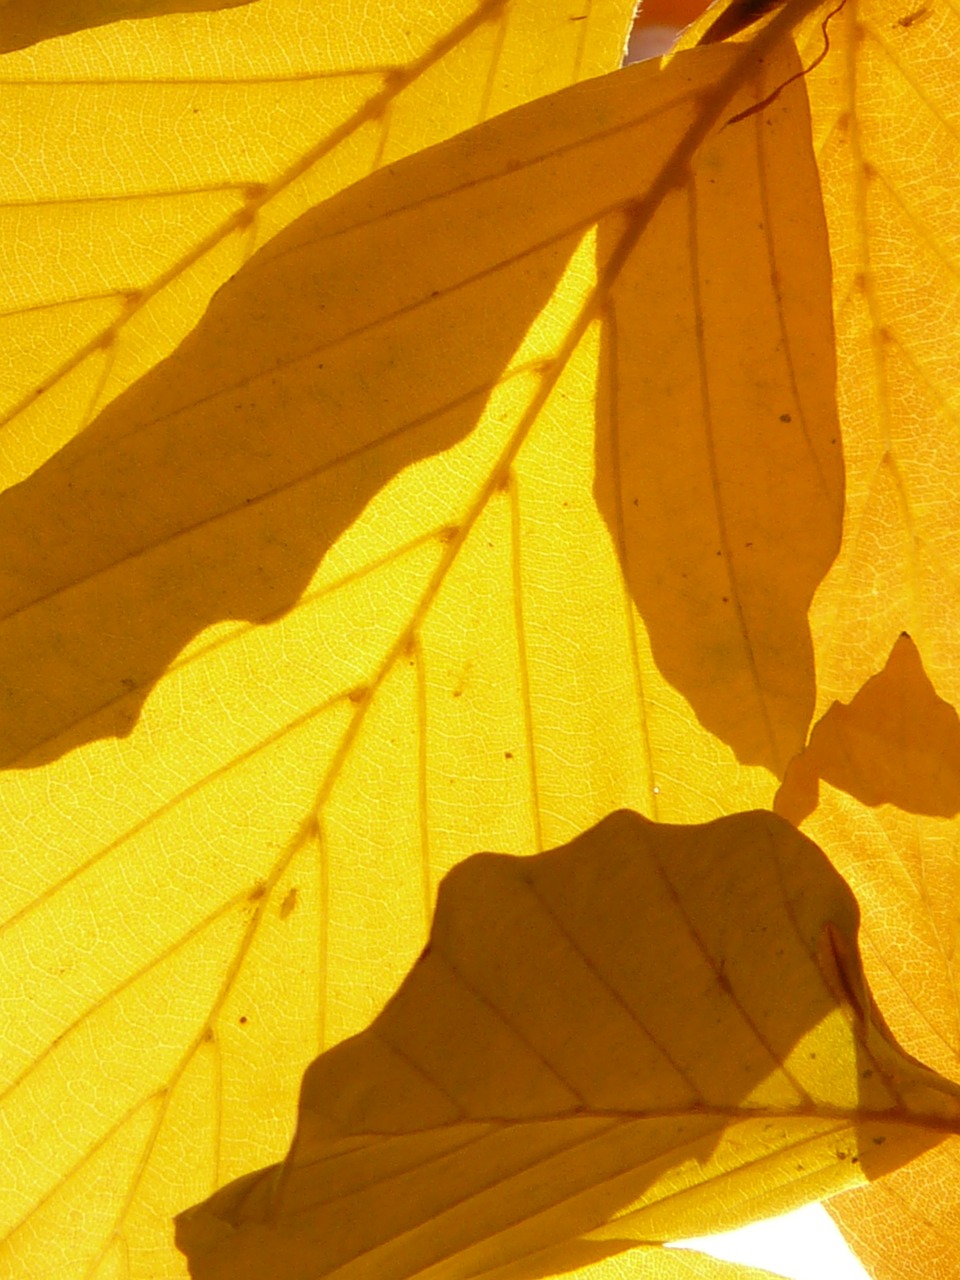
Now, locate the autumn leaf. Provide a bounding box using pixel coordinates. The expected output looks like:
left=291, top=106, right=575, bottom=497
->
left=174, top=809, right=960, bottom=1278
left=0, top=29, right=839, bottom=779
left=2, top=0, right=958, bottom=1277
left=0, top=0, right=262, bottom=54
left=0, top=0, right=630, bottom=487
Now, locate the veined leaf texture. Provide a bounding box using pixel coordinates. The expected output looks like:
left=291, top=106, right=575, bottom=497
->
left=175, top=809, right=960, bottom=1278
left=0, top=0, right=957, bottom=1278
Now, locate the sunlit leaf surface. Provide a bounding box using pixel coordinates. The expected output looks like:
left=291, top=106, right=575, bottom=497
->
left=176, top=810, right=959, bottom=1279
left=0, top=0, right=262, bottom=54
left=1, top=0, right=958, bottom=1274
left=0, top=0, right=631, bottom=486
left=785, top=0, right=960, bottom=1269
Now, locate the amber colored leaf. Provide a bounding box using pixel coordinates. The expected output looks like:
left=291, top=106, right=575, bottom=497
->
left=0, top=0, right=630, bottom=488
left=777, top=0, right=960, bottom=1270
left=775, top=633, right=960, bottom=826
left=0, top=27, right=841, bottom=779
left=790, top=795, right=960, bottom=1280
left=826, top=1142, right=960, bottom=1280
left=0, top=0, right=260, bottom=54
left=592, top=59, right=842, bottom=775
left=176, top=809, right=960, bottom=1279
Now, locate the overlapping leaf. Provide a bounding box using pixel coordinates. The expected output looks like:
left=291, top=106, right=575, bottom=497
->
left=176, top=809, right=960, bottom=1279
left=3, top=0, right=958, bottom=1275
left=0, top=28, right=840, bottom=780
left=775, top=633, right=960, bottom=825
left=774, top=0, right=960, bottom=1270
left=1, top=18, right=837, bottom=1279
left=0, top=0, right=631, bottom=487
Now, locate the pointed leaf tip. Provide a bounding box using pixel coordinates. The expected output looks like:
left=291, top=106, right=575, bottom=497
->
left=775, top=634, right=960, bottom=826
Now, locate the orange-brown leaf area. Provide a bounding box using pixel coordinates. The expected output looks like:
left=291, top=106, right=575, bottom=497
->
left=175, top=810, right=960, bottom=1279
left=775, top=634, right=960, bottom=825
left=1, top=0, right=958, bottom=1276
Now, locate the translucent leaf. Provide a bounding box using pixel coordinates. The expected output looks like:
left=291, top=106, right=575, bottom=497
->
left=0, top=0, right=261, bottom=54
left=1, top=28, right=826, bottom=1279
left=0, top=34, right=840, bottom=780
left=785, top=0, right=960, bottom=1269
left=0, top=0, right=632, bottom=485
left=176, top=809, right=960, bottom=1279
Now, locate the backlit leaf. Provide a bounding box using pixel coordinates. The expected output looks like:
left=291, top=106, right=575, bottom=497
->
left=0, top=0, right=261, bottom=54
left=2, top=0, right=958, bottom=1276
left=784, top=0, right=960, bottom=1269
left=176, top=809, right=960, bottom=1279
left=0, top=32, right=839, bottom=782
left=0, top=0, right=631, bottom=486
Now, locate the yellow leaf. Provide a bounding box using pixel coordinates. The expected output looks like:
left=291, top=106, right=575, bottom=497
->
left=0, top=0, right=631, bottom=485
left=175, top=809, right=960, bottom=1279
left=786, top=0, right=960, bottom=1270
left=827, top=1142, right=960, bottom=1280
left=0, top=32, right=838, bottom=786
left=793, top=790, right=960, bottom=1280
left=3, top=0, right=957, bottom=1275
left=592, top=52, right=842, bottom=775
left=0, top=0, right=261, bottom=54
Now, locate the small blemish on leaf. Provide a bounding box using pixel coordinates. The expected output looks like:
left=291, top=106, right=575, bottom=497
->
left=897, top=5, right=930, bottom=24
left=873, top=1134, right=886, bottom=1144
left=504, top=751, right=513, bottom=760
left=280, top=887, right=298, bottom=920
left=248, top=882, right=266, bottom=902
left=780, top=413, right=792, bottom=423
left=239, top=1015, right=248, bottom=1026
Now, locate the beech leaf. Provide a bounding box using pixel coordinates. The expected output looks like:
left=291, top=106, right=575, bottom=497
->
left=0, top=0, right=262, bottom=54
left=0, top=34, right=840, bottom=775
left=176, top=809, right=960, bottom=1279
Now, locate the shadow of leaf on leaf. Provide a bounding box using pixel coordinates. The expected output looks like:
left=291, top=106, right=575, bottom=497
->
left=775, top=633, right=960, bottom=825
left=0, top=42, right=843, bottom=774
left=176, top=809, right=959, bottom=1280
left=593, top=53, right=843, bottom=778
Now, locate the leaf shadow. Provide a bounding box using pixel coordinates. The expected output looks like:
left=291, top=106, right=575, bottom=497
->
left=775, top=633, right=960, bottom=825
left=0, top=126, right=582, bottom=768
left=593, top=60, right=844, bottom=778
left=175, top=809, right=947, bottom=1278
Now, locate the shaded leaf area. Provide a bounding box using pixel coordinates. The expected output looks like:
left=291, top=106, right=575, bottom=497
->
left=0, top=0, right=259, bottom=53
left=176, top=809, right=959, bottom=1280
left=593, top=51, right=842, bottom=776
left=798, top=0, right=960, bottom=722
left=794, top=796, right=960, bottom=1280
left=765, top=2, right=960, bottom=1275
left=775, top=633, right=960, bottom=826
left=1, top=0, right=632, bottom=489
left=828, top=1139, right=960, bottom=1280
left=0, top=37, right=841, bottom=775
